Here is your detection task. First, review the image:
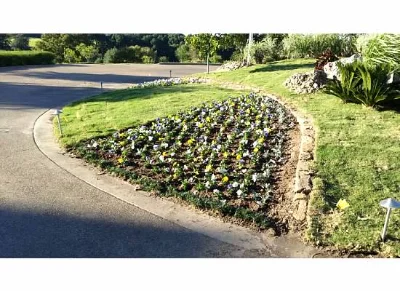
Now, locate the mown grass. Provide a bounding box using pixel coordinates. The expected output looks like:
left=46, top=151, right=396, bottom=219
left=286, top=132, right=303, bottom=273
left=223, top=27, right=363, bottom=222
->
left=197, top=59, right=400, bottom=256
left=58, top=84, right=250, bottom=147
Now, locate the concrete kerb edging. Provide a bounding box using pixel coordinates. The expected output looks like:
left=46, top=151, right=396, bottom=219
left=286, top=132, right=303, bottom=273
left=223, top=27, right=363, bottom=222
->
left=209, top=80, right=315, bottom=223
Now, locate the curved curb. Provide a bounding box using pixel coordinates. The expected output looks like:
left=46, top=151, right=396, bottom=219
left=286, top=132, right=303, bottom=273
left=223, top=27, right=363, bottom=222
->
left=209, top=81, right=315, bottom=223
left=33, top=110, right=318, bottom=258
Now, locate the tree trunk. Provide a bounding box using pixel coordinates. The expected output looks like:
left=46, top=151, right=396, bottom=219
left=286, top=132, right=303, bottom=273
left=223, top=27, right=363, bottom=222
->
left=206, top=53, right=210, bottom=74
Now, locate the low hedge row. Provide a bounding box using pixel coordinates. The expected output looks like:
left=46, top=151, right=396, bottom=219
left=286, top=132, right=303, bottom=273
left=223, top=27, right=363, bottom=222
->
left=0, top=51, right=55, bottom=67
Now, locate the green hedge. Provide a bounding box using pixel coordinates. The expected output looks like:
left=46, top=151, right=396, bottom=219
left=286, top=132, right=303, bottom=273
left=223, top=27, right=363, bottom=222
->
left=0, top=50, right=55, bottom=67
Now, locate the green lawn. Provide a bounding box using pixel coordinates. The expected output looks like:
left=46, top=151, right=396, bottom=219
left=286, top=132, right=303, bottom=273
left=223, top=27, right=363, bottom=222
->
left=58, top=84, right=250, bottom=147
left=197, top=59, right=400, bottom=256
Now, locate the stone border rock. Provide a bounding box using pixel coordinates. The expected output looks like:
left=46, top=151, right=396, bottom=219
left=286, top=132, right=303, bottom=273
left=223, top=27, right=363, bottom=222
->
left=207, top=80, right=315, bottom=224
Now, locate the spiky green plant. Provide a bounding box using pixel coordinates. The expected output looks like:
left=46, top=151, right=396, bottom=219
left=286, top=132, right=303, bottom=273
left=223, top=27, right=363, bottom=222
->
left=356, top=34, right=400, bottom=66
left=325, top=61, right=400, bottom=107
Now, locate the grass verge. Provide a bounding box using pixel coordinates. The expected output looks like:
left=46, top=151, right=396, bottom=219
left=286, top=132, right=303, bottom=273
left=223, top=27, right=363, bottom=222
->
left=197, top=59, right=400, bottom=256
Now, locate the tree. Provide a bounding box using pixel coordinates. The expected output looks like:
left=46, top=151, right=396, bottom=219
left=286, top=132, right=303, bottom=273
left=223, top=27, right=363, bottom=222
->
left=75, top=43, right=99, bottom=63
left=0, top=34, right=10, bottom=50
left=10, top=34, right=29, bottom=50
left=185, top=34, right=219, bottom=73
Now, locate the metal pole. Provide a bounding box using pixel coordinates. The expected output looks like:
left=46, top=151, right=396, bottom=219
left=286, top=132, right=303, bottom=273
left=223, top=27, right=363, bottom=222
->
left=381, top=208, right=392, bottom=241
left=56, top=114, right=63, bottom=136
left=169, top=70, right=172, bottom=78
left=100, top=82, right=103, bottom=91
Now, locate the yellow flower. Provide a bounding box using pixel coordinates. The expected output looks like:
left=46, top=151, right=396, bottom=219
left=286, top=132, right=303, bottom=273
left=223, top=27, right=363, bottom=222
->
left=205, top=164, right=212, bottom=172
left=162, top=152, right=168, bottom=157
left=223, top=152, right=229, bottom=158
left=119, top=141, right=127, bottom=146
left=187, top=138, right=195, bottom=146
left=253, top=148, right=259, bottom=153
left=257, top=137, right=265, bottom=144
left=118, top=157, right=124, bottom=164
left=222, top=176, right=229, bottom=183
left=336, top=199, right=350, bottom=210
left=206, top=117, right=211, bottom=123
left=236, top=154, right=242, bottom=160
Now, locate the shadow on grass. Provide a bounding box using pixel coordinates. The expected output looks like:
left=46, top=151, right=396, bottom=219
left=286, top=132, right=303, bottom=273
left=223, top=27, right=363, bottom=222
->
left=250, top=62, right=314, bottom=73
left=321, top=178, right=350, bottom=210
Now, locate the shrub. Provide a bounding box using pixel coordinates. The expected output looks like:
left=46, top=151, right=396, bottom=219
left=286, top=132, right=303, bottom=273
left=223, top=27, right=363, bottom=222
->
left=175, top=43, right=199, bottom=62
left=75, top=43, right=99, bottom=63
left=63, top=48, right=81, bottom=63
left=0, top=50, right=55, bottom=66
left=94, top=57, right=103, bottom=64
left=282, top=34, right=356, bottom=59
left=250, top=36, right=283, bottom=64
left=103, top=48, right=119, bottom=63
left=10, top=34, right=29, bottom=51
left=141, top=55, right=154, bottom=64
left=356, top=34, right=400, bottom=66
left=230, top=50, right=244, bottom=62
left=158, top=56, right=169, bottom=62
left=325, top=61, right=400, bottom=107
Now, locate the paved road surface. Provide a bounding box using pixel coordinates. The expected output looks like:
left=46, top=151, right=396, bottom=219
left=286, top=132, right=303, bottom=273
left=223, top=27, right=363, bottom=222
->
left=0, top=63, right=273, bottom=258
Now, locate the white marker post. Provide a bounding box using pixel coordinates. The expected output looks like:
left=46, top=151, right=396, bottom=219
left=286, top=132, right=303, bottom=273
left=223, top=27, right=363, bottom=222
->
left=52, top=109, right=63, bottom=137
left=379, top=198, right=400, bottom=241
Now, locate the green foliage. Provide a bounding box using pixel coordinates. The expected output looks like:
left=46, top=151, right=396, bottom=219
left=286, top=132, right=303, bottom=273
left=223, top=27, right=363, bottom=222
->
left=158, top=56, right=169, bottom=62
left=103, top=46, right=155, bottom=63
left=0, top=34, right=10, bottom=50
left=63, top=48, right=81, bottom=63
left=103, top=47, right=119, bottom=63
left=10, top=34, right=29, bottom=51
left=325, top=61, right=400, bottom=107
left=0, top=50, right=55, bottom=66
left=356, top=34, right=400, bottom=66
left=75, top=43, right=99, bottom=63
left=175, top=43, right=199, bottom=62
left=185, top=34, right=219, bottom=62
left=250, top=36, right=283, bottom=63
left=282, top=34, right=357, bottom=58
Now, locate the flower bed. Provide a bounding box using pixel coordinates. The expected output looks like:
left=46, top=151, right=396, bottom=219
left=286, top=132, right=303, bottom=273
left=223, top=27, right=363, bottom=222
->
left=74, top=92, right=297, bottom=228
left=133, top=77, right=209, bottom=89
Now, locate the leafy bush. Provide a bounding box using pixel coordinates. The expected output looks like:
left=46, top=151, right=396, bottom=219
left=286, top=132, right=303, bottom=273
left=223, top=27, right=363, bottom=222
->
left=103, top=48, right=119, bottom=63
left=356, top=34, right=400, bottom=66
left=10, top=34, right=29, bottom=50
left=250, top=36, right=283, bottom=63
left=75, top=43, right=99, bottom=63
left=325, top=61, right=400, bottom=107
left=0, top=50, right=55, bottom=66
left=141, top=55, right=154, bottom=63
left=63, top=48, right=81, bottom=63
left=158, top=56, right=169, bottom=62
left=175, top=43, right=199, bottom=62
left=283, top=34, right=356, bottom=59
left=230, top=50, right=244, bottom=62
left=94, top=57, right=103, bottom=64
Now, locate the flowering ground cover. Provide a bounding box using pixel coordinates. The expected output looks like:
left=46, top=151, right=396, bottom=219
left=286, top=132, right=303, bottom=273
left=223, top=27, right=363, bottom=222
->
left=73, top=92, right=297, bottom=229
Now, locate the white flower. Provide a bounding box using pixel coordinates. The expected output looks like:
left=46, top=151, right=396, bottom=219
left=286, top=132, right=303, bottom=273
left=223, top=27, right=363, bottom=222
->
left=161, top=143, right=169, bottom=148
left=211, top=174, right=216, bottom=181
left=184, top=165, right=189, bottom=171
left=253, top=141, right=258, bottom=147
left=131, top=141, right=135, bottom=149
left=237, top=189, right=243, bottom=197
left=213, top=189, right=220, bottom=194
left=252, top=173, right=257, bottom=182
left=148, top=136, right=153, bottom=141
left=232, top=182, right=239, bottom=188
left=205, top=181, right=211, bottom=189
left=159, top=155, right=165, bottom=162
left=171, top=152, right=175, bottom=157
left=241, top=169, right=247, bottom=174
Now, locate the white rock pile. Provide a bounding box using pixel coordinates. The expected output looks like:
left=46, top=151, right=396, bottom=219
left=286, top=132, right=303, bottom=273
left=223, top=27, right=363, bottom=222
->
left=216, top=61, right=244, bottom=72
left=284, top=70, right=328, bottom=94
left=134, top=77, right=209, bottom=89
